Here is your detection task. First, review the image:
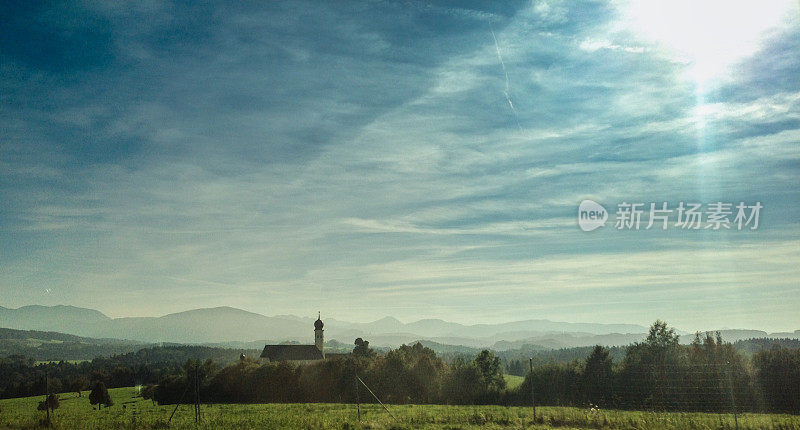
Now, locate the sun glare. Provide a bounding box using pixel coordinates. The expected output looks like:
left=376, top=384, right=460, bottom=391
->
left=622, top=0, right=796, bottom=86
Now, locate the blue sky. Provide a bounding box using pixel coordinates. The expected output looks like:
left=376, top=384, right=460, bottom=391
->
left=1, top=1, right=798, bottom=331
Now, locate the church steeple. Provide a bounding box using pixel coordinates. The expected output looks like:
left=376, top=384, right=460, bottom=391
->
left=314, top=312, right=324, bottom=330
left=314, top=312, right=324, bottom=357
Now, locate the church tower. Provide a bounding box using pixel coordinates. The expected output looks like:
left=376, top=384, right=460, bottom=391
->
left=314, top=312, right=324, bottom=357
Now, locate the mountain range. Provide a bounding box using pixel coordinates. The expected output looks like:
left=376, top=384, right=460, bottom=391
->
left=2, top=305, right=798, bottom=349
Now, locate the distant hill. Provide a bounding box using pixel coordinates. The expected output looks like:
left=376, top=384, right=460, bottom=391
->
left=94, top=307, right=313, bottom=343
left=1, top=304, right=796, bottom=348
left=0, top=328, right=145, bottom=361
left=3, top=323, right=799, bottom=365
left=679, top=330, right=768, bottom=344
left=678, top=330, right=800, bottom=344
left=491, top=332, right=649, bottom=350
left=0, top=304, right=650, bottom=346
left=0, top=306, right=311, bottom=344
left=414, top=339, right=484, bottom=356
left=733, top=338, right=800, bottom=356
left=0, top=305, right=109, bottom=332
left=0, top=328, right=138, bottom=344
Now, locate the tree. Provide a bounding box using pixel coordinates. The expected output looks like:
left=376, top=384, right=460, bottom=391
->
left=645, top=320, right=680, bottom=349
left=620, top=320, right=685, bottom=410
left=753, top=347, right=800, bottom=413
left=366, top=342, right=444, bottom=403
left=521, top=361, right=583, bottom=407
left=583, top=345, right=613, bottom=406
left=506, top=360, right=527, bottom=377
left=110, top=366, right=135, bottom=387
left=353, top=338, right=376, bottom=359
left=89, top=381, right=113, bottom=409
left=67, top=376, right=88, bottom=397
left=36, top=391, right=59, bottom=426
left=37, top=393, right=59, bottom=413
left=140, top=384, right=157, bottom=404
left=474, top=350, right=506, bottom=391
left=441, top=357, right=484, bottom=404
left=153, top=375, right=187, bottom=405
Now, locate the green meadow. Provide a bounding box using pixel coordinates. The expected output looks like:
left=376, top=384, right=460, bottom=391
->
left=503, top=374, right=525, bottom=390
left=1, top=387, right=799, bottom=429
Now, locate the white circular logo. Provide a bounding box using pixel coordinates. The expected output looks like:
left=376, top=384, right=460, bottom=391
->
left=578, top=200, right=608, bottom=231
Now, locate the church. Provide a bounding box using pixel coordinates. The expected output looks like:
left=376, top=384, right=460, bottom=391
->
left=260, top=313, right=327, bottom=364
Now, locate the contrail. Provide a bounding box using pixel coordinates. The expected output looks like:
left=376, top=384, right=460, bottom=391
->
left=490, top=27, right=522, bottom=131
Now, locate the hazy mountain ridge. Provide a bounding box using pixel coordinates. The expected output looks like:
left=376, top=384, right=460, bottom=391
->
left=1, top=305, right=311, bottom=343
left=2, top=326, right=797, bottom=363
left=0, top=305, right=110, bottom=331
left=1, top=305, right=797, bottom=348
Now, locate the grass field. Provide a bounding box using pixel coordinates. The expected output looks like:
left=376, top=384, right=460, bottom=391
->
left=1, top=387, right=798, bottom=429
left=503, top=374, right=525, bottom=389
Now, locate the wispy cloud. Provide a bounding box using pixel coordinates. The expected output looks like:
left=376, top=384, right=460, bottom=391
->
left=0, top=1, right=798, bottom=330
left=490, top=27, right=522, bottom=130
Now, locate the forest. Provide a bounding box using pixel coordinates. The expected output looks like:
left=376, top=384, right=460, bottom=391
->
left=1, top=321, right=798, bottom=413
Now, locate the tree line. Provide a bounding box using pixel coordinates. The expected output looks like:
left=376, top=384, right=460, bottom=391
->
left=0, top=345, right=257, bottom=399
left=2, top=321, right=798, bottom=413
left=147, top=323, right=800, bottom=413
left=506, top=321, right=798, bottom=412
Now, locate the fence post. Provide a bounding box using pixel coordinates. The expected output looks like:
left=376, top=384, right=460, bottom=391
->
left=529, top=358, right=536, bottom=422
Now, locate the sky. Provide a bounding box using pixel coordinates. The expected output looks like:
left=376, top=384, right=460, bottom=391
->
left=1, top=1, right=798, bottom=332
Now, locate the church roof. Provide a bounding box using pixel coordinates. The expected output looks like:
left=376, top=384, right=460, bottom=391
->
left=260, top=344, right=323, bottom=361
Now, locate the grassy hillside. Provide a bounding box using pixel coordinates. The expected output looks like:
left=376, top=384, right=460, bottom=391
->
left=0, top=328, right=145, bottom=361
left=1, top=386, right=798, bottom=429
